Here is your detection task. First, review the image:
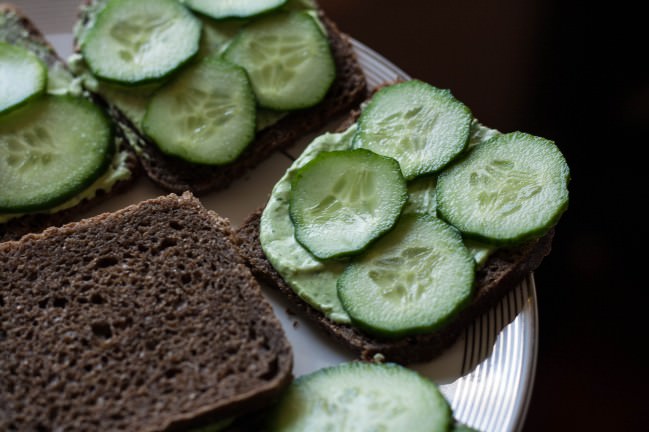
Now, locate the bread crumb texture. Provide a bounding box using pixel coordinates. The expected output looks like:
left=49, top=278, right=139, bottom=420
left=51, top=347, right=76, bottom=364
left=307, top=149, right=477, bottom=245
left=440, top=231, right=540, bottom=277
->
left=0, top=193, right=291, bottom=431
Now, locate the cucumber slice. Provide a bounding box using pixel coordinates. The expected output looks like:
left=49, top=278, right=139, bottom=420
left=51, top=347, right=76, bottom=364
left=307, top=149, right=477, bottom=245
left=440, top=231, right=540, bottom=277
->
left=289, top=149, right=407, bottom=260
left=0, top=95, right=114, bottom=213
left=353, top=80, right=472, bottom=180
left=143, top=56, right=256, bottom=165
left=437, top=132, right=570, bottom=245
left=224, top=11, right=335, bottom=110
left=268, top=362, right=452, bottom=432
left=81, top=0, right=201, bottom=84
left=0, top=42, right=47, bottom=114
left=337, top=213, right=475, bottom=338
left=182, top=0, right=287, bottom=19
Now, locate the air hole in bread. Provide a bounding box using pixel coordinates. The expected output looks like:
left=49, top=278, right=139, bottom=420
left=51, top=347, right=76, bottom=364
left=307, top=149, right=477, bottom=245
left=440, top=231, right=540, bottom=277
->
left=0, top=295, right=4, bottom=306
left=35, top=422, right=48, bottom=432
left=38, top=297, right=49, bottom=309
left=260, top=358, right=279, bottom=381
left=146, top=339, right=158, bottom=351
left=138, top=244, right=148, bottom=253
left=0, top=328, right=6, bottom=341
left=181, top=273, right=191, bottom=284
left=27, top=271, right=38, bottom=281
left=159, top=237, right=177, bottom=251
left=165, top=368, right=180, bottom=379
left=90, top=322, right=112, bottom=339
left=169, top=220, right=183, bottom=230
left=53, top=297, right=67, bottom=308
left=83, top=364, right=93, bottom=372
left=95, top=256, right=118, bottom=269
left=90, top=294, right=104, bottom=305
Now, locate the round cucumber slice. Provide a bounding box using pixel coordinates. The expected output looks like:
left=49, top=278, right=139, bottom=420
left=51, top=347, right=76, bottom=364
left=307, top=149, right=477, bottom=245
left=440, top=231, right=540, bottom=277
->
left=289, top=149, right=407, bottom=260
left=143, top=56, right=256, bottom=166
left=268, top=362, right=452, bottom=432
left=437, top=132, right=570, bottom=245
left=337, top=214, right=475, bottom=338
left=182, top=0, right=287, bottom=19
left=224, top=11, right=335, bottom=110
left=353, top=80, right=473, bottom=180
left=81, top=0, right=201, bottom=84
left=0, top=95, right=114, bottom=213
left=0, top=42, right=47, bottom=114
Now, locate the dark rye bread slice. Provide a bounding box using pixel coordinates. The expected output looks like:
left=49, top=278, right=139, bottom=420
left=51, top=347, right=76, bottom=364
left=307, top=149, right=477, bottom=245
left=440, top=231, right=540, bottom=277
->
left=74, top=1, right=368, bottom=194
left=236, top=208, right=554, bottom=364
left=0, top=3, right=139, bottom=243
left=0, top=192, right=293, bottom=431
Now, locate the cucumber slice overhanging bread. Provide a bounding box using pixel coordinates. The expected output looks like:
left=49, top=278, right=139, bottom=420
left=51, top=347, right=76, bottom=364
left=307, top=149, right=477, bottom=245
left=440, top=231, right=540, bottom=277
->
left=72, top=0, right=368, bottom=194
left=235, top=81, right=566, bottom=364
left=0, top=192, right=293, bottom=431
left=0, top=3, right=139, bottom=243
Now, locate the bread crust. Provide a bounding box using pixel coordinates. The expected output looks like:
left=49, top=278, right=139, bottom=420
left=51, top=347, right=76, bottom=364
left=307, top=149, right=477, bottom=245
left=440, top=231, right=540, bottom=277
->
left=73, top=1, right=368, bottom=194
left=0, top=3, right=140, bottom=242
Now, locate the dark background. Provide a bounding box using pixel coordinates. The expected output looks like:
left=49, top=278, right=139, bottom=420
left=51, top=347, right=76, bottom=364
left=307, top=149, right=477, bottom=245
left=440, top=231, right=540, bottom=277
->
left=320, top=0, right=646, bottom=430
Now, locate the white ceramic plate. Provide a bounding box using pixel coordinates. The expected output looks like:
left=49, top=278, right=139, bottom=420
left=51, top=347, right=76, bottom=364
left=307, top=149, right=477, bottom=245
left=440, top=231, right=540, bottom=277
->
left=14, top=1, right=537, bottom=430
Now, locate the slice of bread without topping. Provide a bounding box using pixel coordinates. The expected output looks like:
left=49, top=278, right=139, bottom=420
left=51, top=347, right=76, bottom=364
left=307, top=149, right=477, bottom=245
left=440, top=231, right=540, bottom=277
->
left=0, top=192, right=293, bottom=431
left=0, top=3, right=140, bottom=243
left=73, top=0, right=368, bottom=195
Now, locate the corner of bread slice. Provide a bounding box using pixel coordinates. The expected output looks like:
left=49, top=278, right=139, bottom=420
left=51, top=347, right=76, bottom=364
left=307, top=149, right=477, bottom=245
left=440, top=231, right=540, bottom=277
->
left=0, top=5, right=140, bottom=243
left=0, top=192, right=293, bottom=431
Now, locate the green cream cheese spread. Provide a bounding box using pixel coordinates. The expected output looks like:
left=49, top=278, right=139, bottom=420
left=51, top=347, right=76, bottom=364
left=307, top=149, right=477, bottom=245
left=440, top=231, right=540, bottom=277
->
left=259, top=120, right=501, bottom=322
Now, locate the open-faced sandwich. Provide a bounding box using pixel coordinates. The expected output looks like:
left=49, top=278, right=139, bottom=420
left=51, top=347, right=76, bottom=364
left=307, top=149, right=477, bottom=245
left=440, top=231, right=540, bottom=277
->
left=236, top=79, right=570, bottom=363
left=69, top=0, right=367, bottom=194
left=0, top=3, right=139, bottom=242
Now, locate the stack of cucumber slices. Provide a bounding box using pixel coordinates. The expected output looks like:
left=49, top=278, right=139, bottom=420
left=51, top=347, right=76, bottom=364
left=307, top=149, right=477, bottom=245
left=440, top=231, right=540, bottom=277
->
left=76, top=0, right=335, bottom=166
left=261, top=79, right=570, bottom=338
left=0, top=42, right=114, bottom=216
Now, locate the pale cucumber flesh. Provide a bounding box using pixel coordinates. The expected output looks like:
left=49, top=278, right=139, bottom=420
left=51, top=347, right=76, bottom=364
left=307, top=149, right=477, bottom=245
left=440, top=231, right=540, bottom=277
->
left=353, top=80, right=472, bottom=180
left=81, top=0, right=201, bottom=84
left=182, top=0, right=287, bottom=19
left=437, top=131, right=570, bottom=245
left=268, top=362, right=452, bottom=432
left=143, top=56, right=256, bottom=165
left=337, top=213, right=475, bottom=338
left=289, top=149, right=407, bottom=259
left=0, top=95, right=113, bottom=212
left=224, top=11, right=335, bottom=110
left=0, top=42, right=47, bottom=114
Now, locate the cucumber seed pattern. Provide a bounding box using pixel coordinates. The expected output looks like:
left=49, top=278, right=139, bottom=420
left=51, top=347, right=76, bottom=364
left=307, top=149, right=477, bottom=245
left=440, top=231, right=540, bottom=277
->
left=110, top=14, right=174, bottom=64
left=470, top=159, right=542, bottom=217
left=2, top=126, right=56, bottom=172
left=307, top=170, right=378, bottom=226
left=369, top=247, right=441, bottom=304
left=367, top=106, right=440, bottom=166
left=247, top=34, right=309, bottom=93
left=174, top=87, right=235, bottom=139
left=318, top=386, right=406, bottom=430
